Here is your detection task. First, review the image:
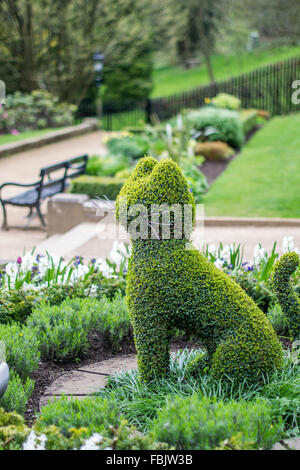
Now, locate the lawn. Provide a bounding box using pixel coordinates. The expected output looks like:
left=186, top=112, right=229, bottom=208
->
left=0, top=128, right=62, bottom=146
left=203, top=113, right=300, bottom=218
left=152, top=45, right=300, bottom=98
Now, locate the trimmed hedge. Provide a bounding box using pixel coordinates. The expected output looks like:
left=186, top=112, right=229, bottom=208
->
left=194, top=141, right=234, bottom=161
left=70, top=175, right=126, bottom=200
left=272, top=252, right=300, bottom=339
left=116, top=157, right=283, bottom=384
left=240, top=109, right=258, bottom=135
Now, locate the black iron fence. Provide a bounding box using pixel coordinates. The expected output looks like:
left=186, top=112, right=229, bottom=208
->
left=77, top=56, right=300, bottom=130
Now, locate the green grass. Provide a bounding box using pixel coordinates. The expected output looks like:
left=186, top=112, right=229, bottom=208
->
left=0, top=128, right=62, bottom=146
left=152, top=45, right=300, bottom=98
left=203, top=113, right=300, bottom=218
left=95, top=349, right=299, bottom=437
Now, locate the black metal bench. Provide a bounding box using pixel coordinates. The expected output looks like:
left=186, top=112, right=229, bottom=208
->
left=0, top=154, right=88, bottom=229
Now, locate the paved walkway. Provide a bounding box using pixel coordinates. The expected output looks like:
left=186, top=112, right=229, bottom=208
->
left=40, top=355, right=138, bottom=408
left=0, top=130, right=106, bottom=262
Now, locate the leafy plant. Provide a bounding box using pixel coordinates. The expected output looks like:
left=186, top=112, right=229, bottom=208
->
left=184, top=107, right=244, bottom=148
left=151, top=394, right=281, bottom=450
left=0, top=90, right=76, bottom=134
left=0, top=323, right=40, bottom=379
left=0, top=371, right=34, bottom=415
left=211, top=93, right=241, bottom=111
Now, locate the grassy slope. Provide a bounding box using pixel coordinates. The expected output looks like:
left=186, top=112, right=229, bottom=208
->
left=152, top=46, right=300, bottom=98
left=0, top=128, right=61, bottom=146
left=203, top=113, right=300, bottom=218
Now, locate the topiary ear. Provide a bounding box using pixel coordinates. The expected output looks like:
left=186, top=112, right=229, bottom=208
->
left=149, top=159, right=194, bottom=206
left=131, top=156, right=157, bottom=180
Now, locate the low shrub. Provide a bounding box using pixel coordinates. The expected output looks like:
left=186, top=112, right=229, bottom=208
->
left=95, top=295, right=131, bottom=352
left=194, top=140, right=234, bottom=161
left=70, top=175, right=125, bottom=200
left=27, top=298, right=98, bottom=362
left=27, top=296, right=130, bottom=362
left=36, top=396, right=122, bottom=436
left=0, top=407, right=164, bottom=450
left=240, top=109, right=258, bottom=135
left=86, top=155, right=129, bottom=177
left=106, top=135, right=149, bottom=160
left=0, top=90, right=76, bottom=134
left=267, top=303, right=289, bottom=336
left=0, top=323, right=40, bottom=379
left=0, top=290, right=36, bottom=324
left=0, top=408, right=29, bottom=450
left=0, top=371, right=34, bottom=415
left=211, top=93, right=241, bottom=111
left=184, top=107, right=244, bottom=148
left=151, top=395, right=281, bottom=450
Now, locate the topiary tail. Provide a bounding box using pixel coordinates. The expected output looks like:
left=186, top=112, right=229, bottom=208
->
left=271, top=252, right=300, bottom=340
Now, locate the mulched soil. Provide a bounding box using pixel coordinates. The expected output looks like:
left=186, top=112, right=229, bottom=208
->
left=201, top=125, right=263, bottom=185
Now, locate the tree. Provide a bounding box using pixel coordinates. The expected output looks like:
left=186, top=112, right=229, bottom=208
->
left=174, top=0, right=222, bottom=83
left=0, top=0, right=154, bottom=104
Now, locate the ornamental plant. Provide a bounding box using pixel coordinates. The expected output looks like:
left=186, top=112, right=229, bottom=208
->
left=272, top=252, right=300, bottom=339
left=116, top=156, right=283, bottom=384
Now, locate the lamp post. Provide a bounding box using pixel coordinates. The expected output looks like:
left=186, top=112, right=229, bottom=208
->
left=93, top=51, right=104, bottom=120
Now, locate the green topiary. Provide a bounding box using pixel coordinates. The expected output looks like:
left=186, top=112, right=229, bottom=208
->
left=116, top=157, right=283, bottom=384
left=271, top=252, right=300, bottom=339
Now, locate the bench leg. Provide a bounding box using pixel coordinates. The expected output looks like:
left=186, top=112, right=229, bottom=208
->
left=36, top=204, right=46, bottom=227
left=0, top=201, right=8, bottom=230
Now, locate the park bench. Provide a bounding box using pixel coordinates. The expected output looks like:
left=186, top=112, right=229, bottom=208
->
left=0, top=154, right=88, bottom=229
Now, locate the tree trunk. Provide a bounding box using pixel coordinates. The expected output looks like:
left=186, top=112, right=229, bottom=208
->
left=203, top=50, right=215, bottom=84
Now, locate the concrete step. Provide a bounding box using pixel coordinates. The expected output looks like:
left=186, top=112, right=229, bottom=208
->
left=36, top=223, right=98, bottom=258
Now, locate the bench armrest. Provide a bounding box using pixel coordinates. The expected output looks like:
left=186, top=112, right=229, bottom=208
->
left=0, top=181, right=41, bottom=199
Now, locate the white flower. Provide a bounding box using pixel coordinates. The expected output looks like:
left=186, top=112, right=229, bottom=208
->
left=220, top=245, right=230, bottom=263
left=84, top=284, right=98, bottom=296
left=80, top=433, right=104, bottom=451
left=207, top=244, right=217, bottom=257
left=282, top=236, right=300, bottom=254
left=214, top=259, right=224, bottom=270
left=94, top=258, right=115, bottom=279
left=23, top=431, right=47, bottom=451
left=110, top=241, right=130, bottom=265
left=253, top=244, right=267, bottom=267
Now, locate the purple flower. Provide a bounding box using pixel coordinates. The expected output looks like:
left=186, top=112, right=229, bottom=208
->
left=11, top=129, right=20, bottom=136
left=247, top=265, right=254, bottom=271
left=17, top=256, right=22, bottom=265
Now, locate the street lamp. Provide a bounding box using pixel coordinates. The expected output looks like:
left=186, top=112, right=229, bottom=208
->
left=93, top=52, right=104, bottom=119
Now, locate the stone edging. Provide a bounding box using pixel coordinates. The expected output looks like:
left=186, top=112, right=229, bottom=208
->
left=0, top=119, right=98, bottom=158
left=201, top=216, right=300, bottom=227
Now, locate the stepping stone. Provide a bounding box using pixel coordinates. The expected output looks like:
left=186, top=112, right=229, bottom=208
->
left=40, top=355, right=137, bottom=409
left=272, top=437, right=300, bottom=450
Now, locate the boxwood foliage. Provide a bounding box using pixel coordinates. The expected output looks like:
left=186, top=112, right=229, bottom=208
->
left=70, top=175, right=126, bottom=200
left=271, top=252, right=300, bottom=339
left=116, top=157, right=283, bottom=384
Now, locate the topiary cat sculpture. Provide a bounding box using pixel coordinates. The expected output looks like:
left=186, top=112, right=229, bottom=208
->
left=116, top=157, right=283, bottom=383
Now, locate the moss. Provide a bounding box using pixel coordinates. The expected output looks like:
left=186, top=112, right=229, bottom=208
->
left=271, top=252, right=300, bottom=339
left=116, top=157, right=283, bottom=384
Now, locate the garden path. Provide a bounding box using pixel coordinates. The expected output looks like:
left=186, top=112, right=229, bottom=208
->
left=0, top=130, right=107, bottom=262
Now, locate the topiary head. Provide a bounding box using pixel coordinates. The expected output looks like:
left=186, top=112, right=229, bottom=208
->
left=115, top=157, right=196, bottom=241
